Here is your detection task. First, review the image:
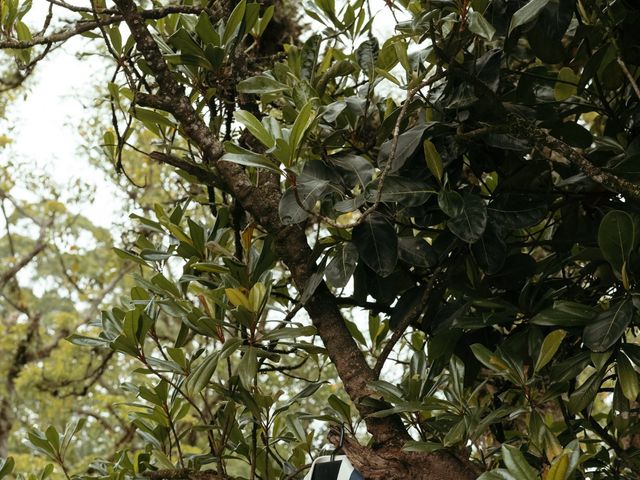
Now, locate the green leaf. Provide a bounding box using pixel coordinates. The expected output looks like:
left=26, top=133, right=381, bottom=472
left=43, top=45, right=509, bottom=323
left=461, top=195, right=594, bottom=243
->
left=378, top=124, right=430, bottom=173
left=617, top=352, right=639, bottom=401
left=186, top=351, right=220, bottom=394
left=531, top=301, right=597, bottom=327
left=356, top=37, right=379, bottom=75
left=326, top=243, right=359, bottom=288
left=195, top=12, right=220, bottom=45
left=0, top=457, right=14, bottom=479
left=278, top=178, right=329, bottom=224
left=131, top=107, right=175, bottom=129
left=221, top=142, right=282, bottom=173
left=467, top=11, right=496, bottom=41
left=366, top=176, right=435, bottom=207
left=222, top=0, right=247, bottom=44
left=237, top=75, right=290, bottom=94
left=488, top=194, right=548, bottom=229
left=238, top=346, right=257, bottom=389
left=477, top=470, right=518, bottom=480
left=509, top=0, right=551, bottom=35
left=352, top=213, right=398, bottom=277
left=501, top=444, right=537, bottom=480
left=568, top=368, right=604, bottom=413
left=234, top=110, right=275, bottom=148
left=66, top=334, right=109, bottom=347
left=443, top=419, right=466, bottom=447
left=397, top=237, right=438, bottom=268
left=423, top=139, right=443, bottom=184
left=446, top=194, right=488, bottom=243
left=438, top=190, right=464, bottom=217
left=583, top=300, right=633, bottom=352
left=598, top=210, right=638, bottom=277
left=471, top=224, right=506, bottom=274
left=534, top=330, right=566, bottom=372
left=402, top=441, right=444, bottom=453
left=331, top=154, right=374, bottom=188
left=261, top=326, right=316, bottom=341
left=545, top=453, right=570, bottom=480
left=328, top=394, right=351, bottom=423
left=288, top=101, right=316, bottom=163
left=113, top=248, right=151, bottom=267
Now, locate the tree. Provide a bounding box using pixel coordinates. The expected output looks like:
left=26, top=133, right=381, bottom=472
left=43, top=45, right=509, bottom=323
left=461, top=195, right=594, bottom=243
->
left=1, top=0, right=640, bottom=479
left=0, top=160, right=138, bottom=470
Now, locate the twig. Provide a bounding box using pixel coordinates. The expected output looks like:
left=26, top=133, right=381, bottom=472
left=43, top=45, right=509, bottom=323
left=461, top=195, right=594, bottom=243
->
left=617, top=57, right=640, bottom=101
left=373, top=267, right=441, bottom=379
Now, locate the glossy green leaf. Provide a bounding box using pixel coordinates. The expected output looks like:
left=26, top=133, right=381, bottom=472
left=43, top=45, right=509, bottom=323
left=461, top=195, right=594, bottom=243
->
left=509, top=0, right=551, bottom=35
left=352, top=213, right=398, bottom=277
left=397, top=237, right=438, bottom=268
left=568, top=368, right=604, bottom=413
left=378, top=124, right=430, bottom=173
left=501, top=444, right=537, bottom=480
left=356, top=37, right=379, bottom=75
left=366, top=176, right=435, bottom=207
left=222, top=0, right=247, bottom=44
left=583, top=300, right=633, bottom=352
left=446, top=194, right=488, bottom=243
left=467, top=11, right=495, bottom=41
left=221, top=142, right=282, bottom=174
left=598, top=210, right=637, bottom=277
left=289, top=101, right=316, bottom=162
left=438, top=190, right=464, bottom=217
left=617, top=352, right=639, bottom=401
left=531, top=301, right=597, bottom=327
left=237, top=75, right=290, bottom=94
left=195, top=12, right=220, bottom=45
left=0, top=457, right=15, bottom=479
left=534, top=330, right=566, bottom=372
left=326, top=243, right=359, bottom=288
left=234, top=110, right=275, bottom=148
left=477, top=470, right=518, bottom=480
left=238, top=346, right=257, bottom=389
left=279, top=178, right=329, bottom=224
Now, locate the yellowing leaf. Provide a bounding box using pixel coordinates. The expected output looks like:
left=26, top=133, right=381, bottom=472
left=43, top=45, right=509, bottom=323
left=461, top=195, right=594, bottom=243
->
left=554, top=67, right=578, bottom=101
left=535, top=330, right=566, bottom=372
left=423, top=139, right=443, bottom=184
left=544, top=452, right=569, bottom=480
left=248, top=282, right=266, bottom=313
left=225, top=288, right=251, bottom=310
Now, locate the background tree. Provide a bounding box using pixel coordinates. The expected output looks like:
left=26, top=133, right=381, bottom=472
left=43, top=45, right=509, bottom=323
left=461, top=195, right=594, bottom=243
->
left=1, top=0, right=640, bottom=479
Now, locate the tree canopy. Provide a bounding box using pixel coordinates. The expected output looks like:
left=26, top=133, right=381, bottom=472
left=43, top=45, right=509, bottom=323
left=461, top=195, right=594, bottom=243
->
left=1, top=0, right=640, bottom=479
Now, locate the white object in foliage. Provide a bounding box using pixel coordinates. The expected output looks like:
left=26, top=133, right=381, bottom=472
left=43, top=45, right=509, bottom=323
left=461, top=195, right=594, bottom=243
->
left=303, top=455, right=364, bottom=480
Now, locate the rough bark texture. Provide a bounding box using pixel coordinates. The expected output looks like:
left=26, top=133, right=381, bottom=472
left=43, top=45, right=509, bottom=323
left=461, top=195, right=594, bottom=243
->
left=112, top=2, right=479, bottom=478
left=330, top=432, right=478, bottom=480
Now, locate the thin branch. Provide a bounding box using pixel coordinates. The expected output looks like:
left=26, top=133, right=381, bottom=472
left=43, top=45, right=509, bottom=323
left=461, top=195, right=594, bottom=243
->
left=0, top=240, right=47, bottom=289
left=616, top=57, right=640, bottom=101
left=0, top=6, right=206, bottom=49
left=373, top=268, right=441, bottom=379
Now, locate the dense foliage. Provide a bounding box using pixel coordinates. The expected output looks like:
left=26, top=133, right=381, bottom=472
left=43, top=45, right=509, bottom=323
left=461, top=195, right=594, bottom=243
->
left=1, top=0, right=640, bottom=479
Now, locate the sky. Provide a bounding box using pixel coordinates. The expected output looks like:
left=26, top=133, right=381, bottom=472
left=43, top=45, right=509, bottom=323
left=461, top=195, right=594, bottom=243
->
left=1, top=6, right=124, bottom=228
